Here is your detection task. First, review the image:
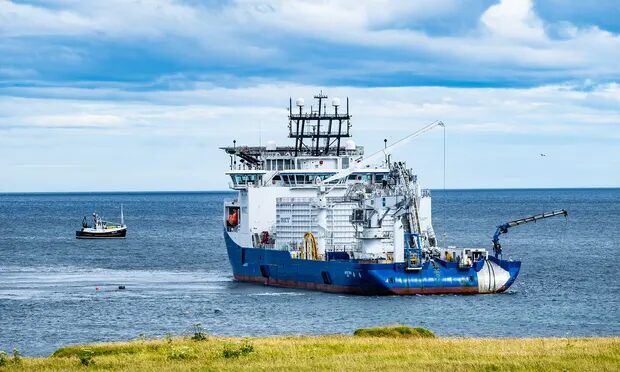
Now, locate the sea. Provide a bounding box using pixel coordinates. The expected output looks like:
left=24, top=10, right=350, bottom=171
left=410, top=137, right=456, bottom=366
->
left=0, top=189, right=618, bottom=356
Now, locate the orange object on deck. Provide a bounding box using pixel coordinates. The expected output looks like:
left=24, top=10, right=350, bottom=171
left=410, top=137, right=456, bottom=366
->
left=227, top=210, right=239, bottom=227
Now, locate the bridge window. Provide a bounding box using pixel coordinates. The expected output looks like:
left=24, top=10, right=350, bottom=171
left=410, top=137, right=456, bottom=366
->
left=231, top=174, right=262, bottom=186
left=346, top=173, right=389, bottom=184
left=280, top=173, right=337, bottom=186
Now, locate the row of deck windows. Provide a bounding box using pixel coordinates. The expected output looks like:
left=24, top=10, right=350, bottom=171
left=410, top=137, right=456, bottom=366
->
left=230, top=172, right=388, bottom=187
left=264, top=158, right=354, bottom=171
left=280, top=173, right=388, bottom=186
left=232, top=174, right=262, bottom=186
left=347, top=173, right=387, bottom=183
left=281, top=174, right=337, bottom=186
left=265, top=159, right=295, bottom=171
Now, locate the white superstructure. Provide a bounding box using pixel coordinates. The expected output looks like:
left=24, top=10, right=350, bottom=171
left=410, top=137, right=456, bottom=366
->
left=222, top=92, right=449, bottom=264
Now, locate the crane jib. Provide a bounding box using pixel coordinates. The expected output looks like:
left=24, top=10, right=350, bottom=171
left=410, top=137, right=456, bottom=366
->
left=492, top=209, right=568, bottom=258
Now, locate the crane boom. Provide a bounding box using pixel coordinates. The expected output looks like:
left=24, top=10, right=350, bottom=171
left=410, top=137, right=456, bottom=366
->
left=322, top=121, right=444, bottom=184
left=492, top=209, right=568, bottom=257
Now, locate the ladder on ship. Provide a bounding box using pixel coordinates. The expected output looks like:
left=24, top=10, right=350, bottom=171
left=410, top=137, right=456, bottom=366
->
left=392, top=162, right=424, bottom=270
left=404, top=232, right=423, bottom=271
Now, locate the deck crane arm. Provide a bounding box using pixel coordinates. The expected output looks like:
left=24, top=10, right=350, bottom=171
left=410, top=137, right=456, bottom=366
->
left=322, top=121, right=444, bottom=185
left=492, top=209, right=568, bottom=258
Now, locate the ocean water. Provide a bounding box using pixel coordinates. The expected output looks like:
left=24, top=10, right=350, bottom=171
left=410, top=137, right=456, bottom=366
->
left=0, top=189, right=618, bottom=356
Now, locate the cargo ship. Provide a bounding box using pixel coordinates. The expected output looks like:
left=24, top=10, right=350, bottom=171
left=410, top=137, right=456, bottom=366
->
left=221, top=92, right=559, bottom=295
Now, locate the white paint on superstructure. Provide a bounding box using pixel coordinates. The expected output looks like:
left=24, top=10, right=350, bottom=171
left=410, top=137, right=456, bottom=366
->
left=418, top=190, right=436, bottom=242
left=393, top=218, right=404, bottom=262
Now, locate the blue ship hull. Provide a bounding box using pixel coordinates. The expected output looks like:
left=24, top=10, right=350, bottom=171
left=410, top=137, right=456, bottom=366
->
left=224, top=232, right=521, bottom=295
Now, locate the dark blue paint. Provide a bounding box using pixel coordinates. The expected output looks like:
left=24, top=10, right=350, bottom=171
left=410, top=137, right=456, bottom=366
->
left=224, top=231, right=520, bottom=294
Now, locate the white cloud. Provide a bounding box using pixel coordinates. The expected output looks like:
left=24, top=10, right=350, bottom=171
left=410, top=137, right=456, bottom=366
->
left=227, top=0, right=620, bottom=73
left=0, top=1, right=92, bottom=37
left=0, top=0, right=197, bottom=38
left=3, top=82, right=618, bottom=134
left=1, top=83, right=619, bottom=191
left=0, top=0, right=618, bottom=83
left=231, top=0, right=458, bottom=35
left=0, top=1, right=619, bottom=191
left=481, top=0, right=546, bottom=42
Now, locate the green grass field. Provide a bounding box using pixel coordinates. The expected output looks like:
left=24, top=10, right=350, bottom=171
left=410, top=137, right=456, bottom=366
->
left=1, top=326, right=618, bottom=371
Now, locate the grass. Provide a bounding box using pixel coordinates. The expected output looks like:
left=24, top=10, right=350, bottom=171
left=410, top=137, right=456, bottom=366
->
left=1, top=326, right=618, bottom=371
left=353, top=325, right=436, bottom=338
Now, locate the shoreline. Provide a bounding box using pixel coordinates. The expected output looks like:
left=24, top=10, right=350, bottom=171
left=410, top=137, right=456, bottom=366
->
left=2, top=327, right=618, bottom=371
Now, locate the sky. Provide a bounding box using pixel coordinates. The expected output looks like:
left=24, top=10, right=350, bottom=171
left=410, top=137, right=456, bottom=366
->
left=0, top=0, right=619, bottom=192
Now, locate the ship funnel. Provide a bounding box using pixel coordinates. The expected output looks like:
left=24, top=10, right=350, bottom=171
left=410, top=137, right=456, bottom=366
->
left=295, top=98, right=305, bottom=107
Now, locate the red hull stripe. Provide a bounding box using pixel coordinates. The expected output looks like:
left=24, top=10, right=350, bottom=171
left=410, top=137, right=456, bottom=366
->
left=234, top=275, right=481, bottom=295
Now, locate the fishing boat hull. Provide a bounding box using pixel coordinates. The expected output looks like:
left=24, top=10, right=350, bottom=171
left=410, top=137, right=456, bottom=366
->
left=224, top=231, right=520, bottom=295
left=76, top=227, right=127, bottom=239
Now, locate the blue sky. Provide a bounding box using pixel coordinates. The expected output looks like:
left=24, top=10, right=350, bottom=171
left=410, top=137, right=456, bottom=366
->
left=0, top=0, right=619, bottom=192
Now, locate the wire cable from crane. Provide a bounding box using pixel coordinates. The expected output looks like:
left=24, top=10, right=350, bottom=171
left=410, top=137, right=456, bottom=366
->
left=442, top=122, right=447, bottom=247
left=560, top=211, right=569, bottom=250
left=322, top=120, right=444, bottom=185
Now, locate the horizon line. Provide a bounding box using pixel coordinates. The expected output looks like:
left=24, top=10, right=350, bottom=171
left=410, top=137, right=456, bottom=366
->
left=1, top=186, right=619, bottom=195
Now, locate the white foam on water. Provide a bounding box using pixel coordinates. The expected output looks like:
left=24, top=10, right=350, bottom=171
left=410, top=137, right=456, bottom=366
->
left=248, top=292, right=306, bottom=297
left=0, top=266, right=233, bottom=300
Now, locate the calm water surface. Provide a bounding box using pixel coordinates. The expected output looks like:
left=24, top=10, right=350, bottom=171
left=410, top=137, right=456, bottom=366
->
left=0, top=189, right=618, bottom=355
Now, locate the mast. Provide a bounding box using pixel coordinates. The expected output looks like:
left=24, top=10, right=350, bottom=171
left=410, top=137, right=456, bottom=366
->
left=288, top=92, right=352, bottom=156
left=314, top=91, right=326, bottom=155
left=120, top=205, right=124, bottom=226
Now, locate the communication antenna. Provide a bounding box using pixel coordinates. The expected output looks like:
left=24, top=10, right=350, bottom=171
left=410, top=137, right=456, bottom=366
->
left=384, top=139, right=388, bottom=164
left=233, top=140, right=237, bottom=168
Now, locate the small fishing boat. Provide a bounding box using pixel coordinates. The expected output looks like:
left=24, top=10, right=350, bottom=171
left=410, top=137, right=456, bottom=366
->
left=76, top=206, right=127, bottom=239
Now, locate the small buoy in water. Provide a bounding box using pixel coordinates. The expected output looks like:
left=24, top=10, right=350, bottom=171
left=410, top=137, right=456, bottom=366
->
left=118, top=285, right=126, bottom=290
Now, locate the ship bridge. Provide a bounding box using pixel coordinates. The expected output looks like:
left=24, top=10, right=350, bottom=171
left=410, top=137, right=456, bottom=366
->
left=221, top=92, right=395, bottom=191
